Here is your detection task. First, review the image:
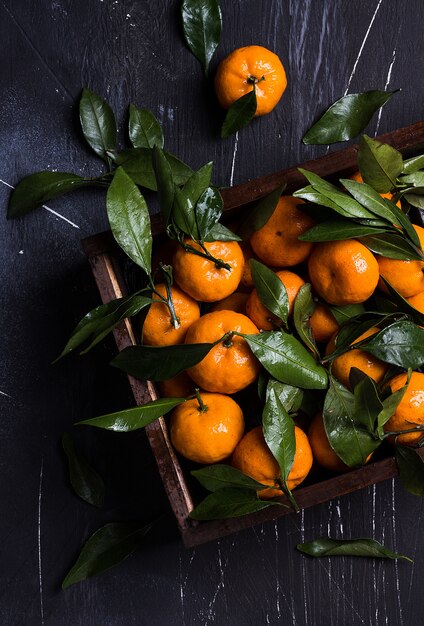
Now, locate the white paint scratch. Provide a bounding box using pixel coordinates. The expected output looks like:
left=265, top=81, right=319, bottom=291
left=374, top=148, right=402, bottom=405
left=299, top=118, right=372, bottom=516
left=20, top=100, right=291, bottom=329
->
left=391, top=479, right=404, bottom=626
left=0, top=389, right=12, bottom=398
left=344, top=0, right=384, bottom=95
left=38, top=458, right=44, bottom=626
left=229, top=132, right=239, bottom=187
left=317, top=560, right=367, bottom=625
left=375, top=47, right=397, bottom=135
left=0, top=179, right=80, bottom=229
left=205, top=542, right=226, bottom=624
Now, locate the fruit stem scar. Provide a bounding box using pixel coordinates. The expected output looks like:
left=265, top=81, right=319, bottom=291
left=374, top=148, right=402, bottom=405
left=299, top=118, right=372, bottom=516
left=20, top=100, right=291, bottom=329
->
left=195, top=388, right=208, bottom=413
left=247, top=74, right=265, bottom=85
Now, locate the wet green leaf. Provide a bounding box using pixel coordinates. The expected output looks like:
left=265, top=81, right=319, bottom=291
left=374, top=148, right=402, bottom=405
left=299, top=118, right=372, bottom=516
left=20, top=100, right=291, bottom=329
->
left=323, top=376, right=380, bottom=467
left=111, top=342, right=214, bottom=381
left=77, top=397, right=186, bottom=431
left=396, top=446, right=424, bottom=496
left=204, top=222, right=241, bottom=242
left=62, top=521, right=152, bottom=589
left=106, top=167, right=152, bottom=275
left=242, top=331, right=328, bottom=389
left=62, top=433, right=105, bottom=507
left=116, top=148, right=193, bottom=191
left=56, top=293, right=151, bottom=359
left=181, top=0, right=222, bottom=76
left=352, top=374, right=383, bottom=433
left=189, top=488, right=282, bottom=520
left=263, top=387, right=296, bottom=483
left=195, top=186, right=223, bottom=240
left=266, top=378, right=304, bottom=414
left=302, top=90, right=397, bottom=145
left=191, top=464, right=272, bottom=492
left=128, top=104, right=164, bottom=149
left=172, top=162, right=213, bottom=238
left=358, top=135, right=403, bottom=193
left=221, top=89, right=257, bottom=138
left=364, top=321, right=424, bottom=369
left=297, top=537, right=412, bottom=561
left=79, top=88, right=117, bottom=162
left=250, top=259, right=289, bottom=324
left=293, top=283, right=318, bottom=355
left=8, top=172, right=87, bottom=218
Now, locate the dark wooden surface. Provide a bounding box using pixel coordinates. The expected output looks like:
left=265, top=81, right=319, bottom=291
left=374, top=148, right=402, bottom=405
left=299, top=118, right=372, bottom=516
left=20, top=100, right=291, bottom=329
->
left=1, top=1, right=424, bottom=624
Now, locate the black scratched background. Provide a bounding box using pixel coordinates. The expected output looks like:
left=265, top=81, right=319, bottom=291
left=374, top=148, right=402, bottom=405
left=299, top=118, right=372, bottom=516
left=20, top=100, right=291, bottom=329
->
left=1, top=1, right=424, bottom=624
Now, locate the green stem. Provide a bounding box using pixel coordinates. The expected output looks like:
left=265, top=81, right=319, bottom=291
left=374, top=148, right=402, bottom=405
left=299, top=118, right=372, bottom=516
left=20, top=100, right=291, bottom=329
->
left=277, top=478, right=300, bottom=513
left=384, top=426, right=424, bottom=438
left=149, top=277, right=180, bottom=330
left=180, top=242, right=232, bottom=271
left=195, top=388, right=208, bottom=413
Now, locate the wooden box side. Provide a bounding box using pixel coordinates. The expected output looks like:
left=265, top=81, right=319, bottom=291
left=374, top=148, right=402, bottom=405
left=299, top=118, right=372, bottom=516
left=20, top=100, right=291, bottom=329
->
left=82, top=121, right=424, bottom=547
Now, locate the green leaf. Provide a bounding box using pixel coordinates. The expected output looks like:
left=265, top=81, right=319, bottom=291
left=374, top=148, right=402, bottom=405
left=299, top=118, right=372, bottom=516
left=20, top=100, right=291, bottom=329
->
left=189, top=488, right=282, bottom=520
left=404, top=190, right=424, bottom=210
left=330, top=303, right=365, bottom=326
left=341, top=179, right=399, bottom=222
left=79, top=88, right=117, bottom=162
left=364, top=321, right=424, bottom=369
left=302, top=90, right=397, bottom=145
left=173, top=162, right=213, bottom=237
left=62, top=433, right=105, bottom=507
left=398, top=171, right=424, bottom=187
left=360, top=232, right=424, bottom=261
left=204, top=222, right=241, bottom=242
left=299, top=219, right=387, bottom=242
left=56, top=293, right=151, bottom=359
left=106, top=167, right=152, bottom=275
left=8, top=172, right=87, bottom=218
left=323, top=376, right=380, bottom=467
left=250, top=259, right=289, bottom=324
left=181, top=0, right=222, bottom=76
left=111, top=342, right=214, bottom=381
left=195, top=186, right=223, bottom=240
left=116, top=148, right=193, bottom=191
left=396, top=446, right=424, bottom=496
left=263, top=387, right=296, bottom=483
left=77, top=397, right=186, bottom=431
left=377, top=372, right=410, bottom=437
left=242, top=331, right=328, bottom=389
left=128, top=104, right=164, bottom=149
left=221, top=89, right=257, bottom=139
left=297, top=169, right=375, bottom=219
left=266, top=378, right=304, bottom=414
left=402, top=154, right=424, bottom=174
left=352, top=374, right=383, bottom=433
left=293, top=283, right=318, bottom=355
left=62, top=521, right=152, bottom=589
left=358, top=135, right=403, bottom=193
left=297, top=537, right=412, bottom=561
left=191, top=464, right=272, bottom=492
left=152, top=147, right=175, bottom=227
left=239, top=185, right=285, bottom=240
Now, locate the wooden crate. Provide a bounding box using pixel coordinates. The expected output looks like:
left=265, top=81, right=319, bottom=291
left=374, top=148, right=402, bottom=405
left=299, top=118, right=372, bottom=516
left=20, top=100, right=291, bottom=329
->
left=82, top=121, right=424, bottom=548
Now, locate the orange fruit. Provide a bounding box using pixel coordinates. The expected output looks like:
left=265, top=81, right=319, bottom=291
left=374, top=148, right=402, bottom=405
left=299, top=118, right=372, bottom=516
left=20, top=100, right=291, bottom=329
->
left=231, top=425, right=313, bottom=499
left=250, top=196, right=315, bottom=267
left=142, top=283, right=200, bottom=346
left=185, top=310, right=260, bottom=394
left=173, top=239, right=244, bottom=302
left=383, top=372, right=424, bottom=446
left=407, top=291, right=424, bottom=314
left=309, top=303, right=339, bottom=343
left=210, top=292, right=249, bottom=315
left=157, top=372, right=194, bottom=398
left=215, top=45, right=287, bottom=117
left=246, top=270, right=305, bottom=330
left=239, top=241, right=255, bottom=291
left=308, top=239, right=379, bottom=305
left=170, top=392, right=244, bottom=463
left=308, top=412, right=347, bottom=472
left=377, top=224, right=424, bottom=298
left=328, top=327, right=388, bottom=389
left=350, top=172, right=401, bottom=207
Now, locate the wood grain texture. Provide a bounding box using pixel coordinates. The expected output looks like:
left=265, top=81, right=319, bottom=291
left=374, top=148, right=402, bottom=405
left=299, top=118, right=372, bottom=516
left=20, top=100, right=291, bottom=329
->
left=1, top=0, right=424, bottom=624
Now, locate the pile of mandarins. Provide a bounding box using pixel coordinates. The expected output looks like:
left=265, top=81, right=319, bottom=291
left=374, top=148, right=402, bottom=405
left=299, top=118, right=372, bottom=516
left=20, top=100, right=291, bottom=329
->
left=142, top=180, right=424, bottom=499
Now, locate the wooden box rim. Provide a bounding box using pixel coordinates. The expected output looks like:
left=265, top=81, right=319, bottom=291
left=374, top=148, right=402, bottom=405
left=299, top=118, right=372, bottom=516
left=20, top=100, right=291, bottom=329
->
left=82, top=121, right=424, bottom=548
